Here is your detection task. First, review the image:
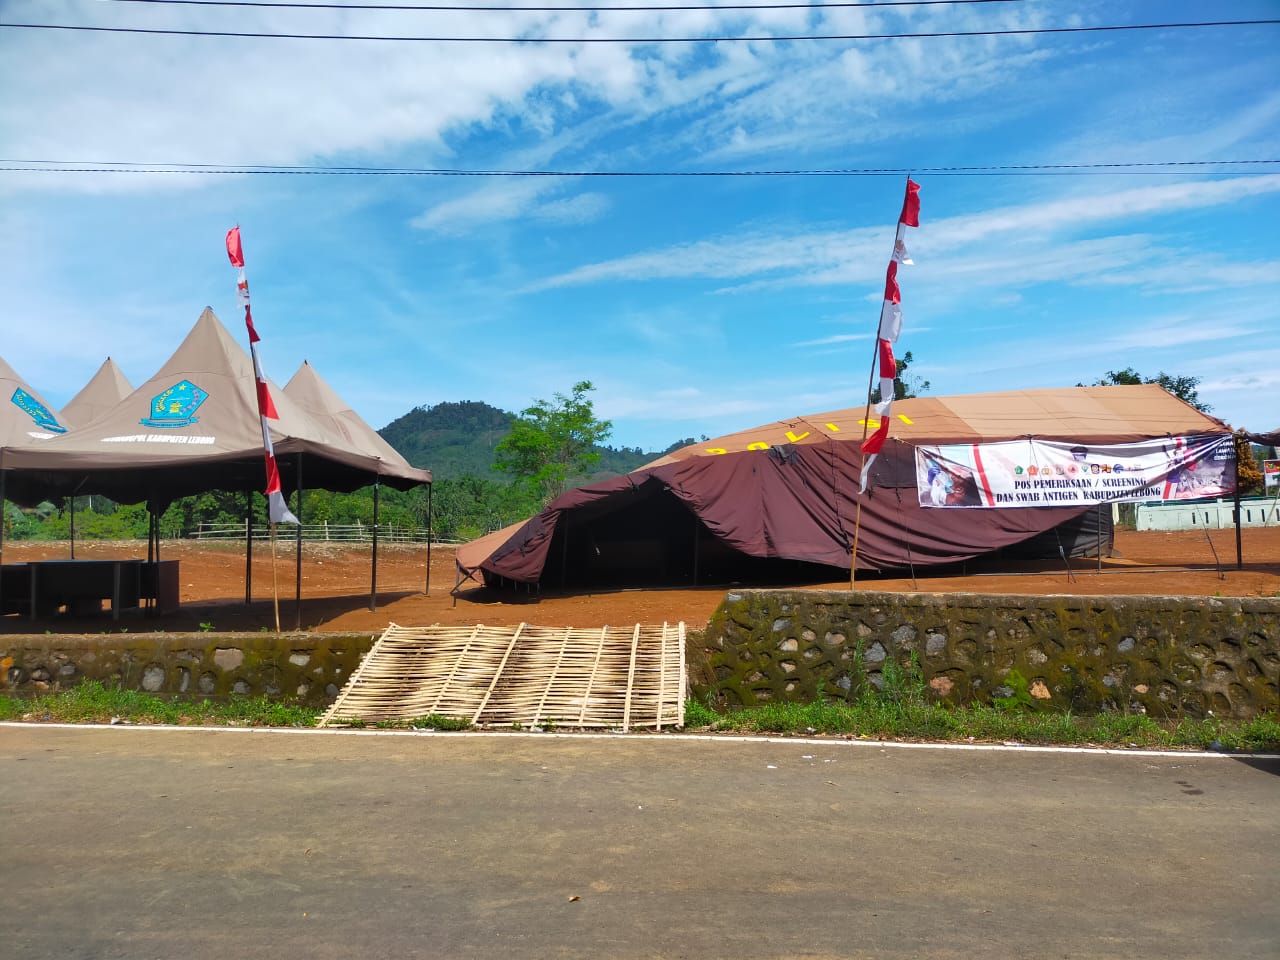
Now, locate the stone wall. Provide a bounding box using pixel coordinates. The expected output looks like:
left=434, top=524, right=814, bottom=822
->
left=0, top=633, right=377, bottom=706
left=692, top=591, right=1280, bottom=719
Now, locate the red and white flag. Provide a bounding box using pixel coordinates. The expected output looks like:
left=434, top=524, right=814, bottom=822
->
left=226, top=226, right=298, bottom=525
left=861, top=179, right=920, bottom=495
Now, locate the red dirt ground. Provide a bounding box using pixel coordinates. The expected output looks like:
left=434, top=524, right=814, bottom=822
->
left=3, top=526, right=1278, bottom=635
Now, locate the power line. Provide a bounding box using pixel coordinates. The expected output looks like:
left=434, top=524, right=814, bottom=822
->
left=4, top=160, right=1277, bottom=177
left=101, top=0, right=1025, bottom=10
left=1, top=18, right=1276, bottom=43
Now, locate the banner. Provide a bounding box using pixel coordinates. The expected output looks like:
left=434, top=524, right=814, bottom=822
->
left=1265, top=459, right=1280, bottom=490
left=916, top=434, right=1236, bottom=508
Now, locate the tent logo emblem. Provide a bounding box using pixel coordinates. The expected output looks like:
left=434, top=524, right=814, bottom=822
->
left=11, top=387, right=67, bottom=434
left=141, top=380, right=208, bottom=428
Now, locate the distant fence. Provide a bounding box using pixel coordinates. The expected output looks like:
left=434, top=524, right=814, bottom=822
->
left=1135, top=496, right=1280, bottom=531
left=189, top=521, right=460, bottom=545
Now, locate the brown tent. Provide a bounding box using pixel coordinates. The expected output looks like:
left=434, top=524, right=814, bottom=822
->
left=456, top=384, right=1232, bottom=590
left=1, top=355, right=73, bottom=449
left=60, top=357, right=133, bottom=428
left=1, top=308, right=429, bottom=507
left=283, top=360, right=430, bottom=485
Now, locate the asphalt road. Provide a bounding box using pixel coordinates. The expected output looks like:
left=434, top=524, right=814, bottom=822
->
left=2, top=726, right=1277, bottom=959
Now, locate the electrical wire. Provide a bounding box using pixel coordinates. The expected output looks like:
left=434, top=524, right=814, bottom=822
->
left=2, top=160, right=1277, bottom=177
left=2, top=18, right=1276, bottom=43
left=99, top=0, right=1027, bottom=10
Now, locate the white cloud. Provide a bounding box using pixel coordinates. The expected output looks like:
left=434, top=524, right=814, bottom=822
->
left=411, top=178, right=609, bottom=233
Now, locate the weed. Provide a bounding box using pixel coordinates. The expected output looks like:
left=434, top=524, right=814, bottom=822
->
left=199, top=621, right=215, bottom=633
left=683, top=698, right=719, bottom=728
left=993, top=668, right=1036, bottom=713
left=412, top=714, right=472, bottom=731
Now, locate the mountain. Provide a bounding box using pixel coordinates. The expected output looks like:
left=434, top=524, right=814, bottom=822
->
left=378, top=400, right=669, bottom=482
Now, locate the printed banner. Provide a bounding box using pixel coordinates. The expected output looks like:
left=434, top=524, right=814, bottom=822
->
left=916, top=434, right=1236, bottom=508
left=1265, top=460, right=1280, bottom=490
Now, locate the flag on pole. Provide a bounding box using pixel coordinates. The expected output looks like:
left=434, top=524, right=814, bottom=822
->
left=861, top=179, right=920, bottom=495
left=226, top=226, right=299, bottom=525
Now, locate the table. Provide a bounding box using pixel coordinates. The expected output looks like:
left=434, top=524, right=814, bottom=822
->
left=0, top=560, right=180, bottom=620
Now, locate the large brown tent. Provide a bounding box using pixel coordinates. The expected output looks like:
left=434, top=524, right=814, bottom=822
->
left=1, top=308, right=429, bottom=507
left=456, top=385, right=1233, bottom=590
left=60, top=357, right=133, bottom=428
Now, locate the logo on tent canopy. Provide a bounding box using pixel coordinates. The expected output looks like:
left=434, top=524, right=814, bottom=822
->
left=141, top=380, right=208, bottom=428
left=11, top=387, right=67, bottom=434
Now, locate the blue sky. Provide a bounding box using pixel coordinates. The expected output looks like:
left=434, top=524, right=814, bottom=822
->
left=2, top=0, right=1278, bottom=453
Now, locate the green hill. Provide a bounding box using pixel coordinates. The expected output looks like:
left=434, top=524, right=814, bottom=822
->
left=378, top=400, right=674, bottom=482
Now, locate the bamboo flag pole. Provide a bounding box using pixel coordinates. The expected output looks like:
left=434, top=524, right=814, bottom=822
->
left=226, top=225, right=300, bottom=633
left=850, top=176, right=921, bottom=588
left=850, top=331, right=881, bottom=588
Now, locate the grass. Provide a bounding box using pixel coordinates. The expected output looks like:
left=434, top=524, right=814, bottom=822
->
left=0, top=680, right=319, bottom=727
left=684, top=698, right=1280, bottom=752
left=3, top=679, right=1277, bottom=751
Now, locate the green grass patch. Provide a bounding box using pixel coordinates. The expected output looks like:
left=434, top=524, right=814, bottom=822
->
left=1, top=680, right=319, bottom=727
left=686, top=696, right=1280, bottom=751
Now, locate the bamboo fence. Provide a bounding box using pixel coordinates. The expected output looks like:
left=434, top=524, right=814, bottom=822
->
left=319, top=622, right=686, bottom=730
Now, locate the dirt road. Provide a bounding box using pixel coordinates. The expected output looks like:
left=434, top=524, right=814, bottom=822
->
left=2, top=526, right=1278, bottom=634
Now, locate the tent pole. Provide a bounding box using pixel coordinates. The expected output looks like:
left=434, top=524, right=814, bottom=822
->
left=1234, top=485, right=1243, bottom=571
left=69, top=495, right=76, bottom=559
left=692, top=513, right=700, bottom=587
left=295, top=453, right=303, bottom=631
left=270, top=521, right=281, bottom=633
left=244, top=493, right=253, bottom=606
left=425, top=482, right=432, bottom=596
left=370, top=481, right=379, bottom=612
left=0, top=466, right=6, bottom=615
left=1097, top=502, right=1103, bottom=573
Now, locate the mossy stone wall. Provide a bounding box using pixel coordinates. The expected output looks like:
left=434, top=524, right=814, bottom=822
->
left=0, top=634, right=377, bottom=706
left=692, top=591, right=1280, bottom=719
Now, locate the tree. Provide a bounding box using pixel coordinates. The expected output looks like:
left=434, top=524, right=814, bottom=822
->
left=494, top=381, right=613, bottom=506
left=871, top=350, right=931, bottom=404
left=1235, top=430, right=1264, bottom=495
left=1085, top=368, right=1211, bottom=413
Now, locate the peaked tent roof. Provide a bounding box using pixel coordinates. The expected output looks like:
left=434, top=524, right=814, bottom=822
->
left=456, top=384, right=1232, bottom=588
left=283, top=361, right=430, bottom=485
left=1, top=308, right=429, bottom=506
left=60, top=357, right=133, bottom=428
left=1, top=355, right=73, bottom=450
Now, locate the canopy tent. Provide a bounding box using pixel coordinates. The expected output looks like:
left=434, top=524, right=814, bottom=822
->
left=60, top=357, right=133, bottom=428
left=1, top=355, right=73, bottom=450
left=1, top=309, right=431, bottom=624
left=283, top=360, right=427, bottom=479
left=1, top=308, right=430, bottom=507
left=456, top=384, right=1233, bottom=591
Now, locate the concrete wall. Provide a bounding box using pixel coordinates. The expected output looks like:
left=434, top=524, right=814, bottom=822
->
left=0, top=633, right=377, bottom=706
left=692, top=591, right=1280, bottom=719
left=1136, top=497, right=1280, bottom=530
